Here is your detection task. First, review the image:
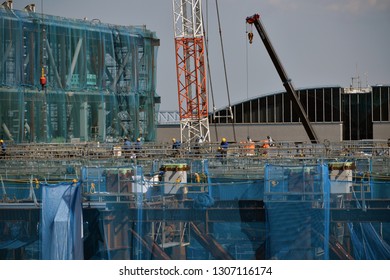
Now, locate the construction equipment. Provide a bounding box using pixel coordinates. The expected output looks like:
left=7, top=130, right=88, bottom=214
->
left=246, top=14, right=319, bottom=144
left=172, top=0, right=210, bottom=146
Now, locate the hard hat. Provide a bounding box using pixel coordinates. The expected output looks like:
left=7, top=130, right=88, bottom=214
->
left=222, top=137, right=226, bottom=142
left=0, top=139, right=3, bottom=143
left=172, top=138, right=176, bottom=142
left=137, top=138, right=141, bottom=141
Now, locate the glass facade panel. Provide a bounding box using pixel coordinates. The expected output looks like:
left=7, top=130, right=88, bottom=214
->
left=332, top=89, right=341, bottom=122
left=267, top=96, right=275, bottom=123
left=307, top=89, right=316, bottom=122
left=236, top=103, right=243, bottom=123
left=260, top=98, right=266, bottom=123
left=316, top=89, right=324, bottom=122
left=342, top=94, right=351, bottom=140
left=275, top=94, right=283, bottom=122
left=243, top=101, right=250, bottom=123
left=372, top=87, right=381, bottom=121
left=324, top=88, right=332, bottom=122
left=358, top=93, right=372, bottom=139
left=350, top=94, right=358, bottom=140
left=251, top=99, right=259, bottom=123
left=283, top=95, right=291, bottom=122
left=381, top=88, right=389, bottom=121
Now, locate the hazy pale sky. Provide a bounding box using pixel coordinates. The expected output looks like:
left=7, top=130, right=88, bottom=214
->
left=13, top=0, right=390, bottom=111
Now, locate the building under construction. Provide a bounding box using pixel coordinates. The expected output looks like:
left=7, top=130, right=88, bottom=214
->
left=1, top=5, right=390, bottom=261
left=0, top=3, right=160, bottom=144
left=1, top=139, right=390, bottom=260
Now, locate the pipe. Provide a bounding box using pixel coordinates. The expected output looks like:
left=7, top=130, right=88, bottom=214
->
left=190, top=222, right=234, bottom=260
left=128, top=227, right=171, bottom=260
left=2, top=123, right=14, bottom=141
left=66, top=38, right=83, bottom=88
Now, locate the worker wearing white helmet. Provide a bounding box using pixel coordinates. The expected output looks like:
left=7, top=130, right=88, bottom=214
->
left=135, top=137, right=142, bottom=151
left=172, top=138, right=181, bottom=149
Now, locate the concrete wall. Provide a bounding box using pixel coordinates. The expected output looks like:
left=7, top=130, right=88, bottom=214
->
left=156, top=123, right=343, bottom=143
left=373, top=122, right=390, bottom=140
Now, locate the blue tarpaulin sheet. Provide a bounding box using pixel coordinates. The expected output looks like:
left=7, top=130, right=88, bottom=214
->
left=41, top=181, right=83, bottom=260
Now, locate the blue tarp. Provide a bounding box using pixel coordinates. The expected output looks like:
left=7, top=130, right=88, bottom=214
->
left=263, top=164, right=330, bottom=260
left=41, top=181, right=83, bottom=260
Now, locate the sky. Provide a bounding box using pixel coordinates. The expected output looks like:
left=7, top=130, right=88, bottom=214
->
left=12, top=0, right=390, bottom=111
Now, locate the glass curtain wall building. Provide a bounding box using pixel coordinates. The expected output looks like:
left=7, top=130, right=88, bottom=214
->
left=0, top=8, right=160, bottom=143
left=210, top=85, right=390, bottom=141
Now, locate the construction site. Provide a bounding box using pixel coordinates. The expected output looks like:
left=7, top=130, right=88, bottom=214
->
left=1, top=1, right=390, bottom=260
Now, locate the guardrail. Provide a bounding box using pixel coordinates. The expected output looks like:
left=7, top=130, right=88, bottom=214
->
left=1, top=140, right=389, bottom=161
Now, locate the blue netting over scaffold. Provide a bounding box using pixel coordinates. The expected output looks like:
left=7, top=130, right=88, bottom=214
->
left=348, top=222, right=390, bottom=259
left=41, top=181, right=83, bottom=260
left=347, top=173, right=390, bottom=260
left=264, top=163, right=330, bottom=260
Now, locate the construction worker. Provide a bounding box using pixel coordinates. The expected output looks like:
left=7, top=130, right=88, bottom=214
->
left=245, top=137, right=255, bottom=156
left=0, top=139, right=5, bottom=159
left=216, top=146, right=223, bottom=158
left=261, top=137, right=270, bottom=156
left=220, top=137, right=228, bottom=157
left=267, top=135, right=274, bottom=147
left=171, top=138, right=181, bottom=156
left=172, top=138, right=181, bottom=149
left=134, top=137, right=142, bottom=150
left=123, top=137, right=131, bottom=149
left=194, top=136, right=204, bottom=154
left=122, top=137, right=132, bottom=158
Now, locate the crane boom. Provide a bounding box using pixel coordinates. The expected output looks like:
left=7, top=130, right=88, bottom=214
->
left=246, top=14, right=319, bottom=144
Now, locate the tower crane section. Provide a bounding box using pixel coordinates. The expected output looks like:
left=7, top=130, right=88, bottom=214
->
left=173, top=0, right=210, bottom=145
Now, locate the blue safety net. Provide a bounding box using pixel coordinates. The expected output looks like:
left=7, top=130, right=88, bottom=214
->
left=263, top=163, right=330, bottom=259
left=0, top=8, right=159, bottom=143
left=348, top=222, right=390, bottom=259
left=41, top=181, right=83, bottom=260
left=2, top=159, right=390, bottom=260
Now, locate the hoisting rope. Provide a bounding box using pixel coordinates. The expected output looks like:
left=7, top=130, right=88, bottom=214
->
left=203, top=0, right=219, bottom=141
left=215, top=0, right=237, bottom=142
left=245, top=22, right=251, bottom=139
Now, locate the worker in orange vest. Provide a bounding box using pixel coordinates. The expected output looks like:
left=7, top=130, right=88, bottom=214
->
left=245, top=137, right=255, bottom=156
left=261, top=137, right=270, bottom=155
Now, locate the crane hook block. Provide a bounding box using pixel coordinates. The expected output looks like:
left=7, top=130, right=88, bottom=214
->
left=40, top=67, right=47, bottom=90
left=40, top=75, right=47, bottom=89
left=248, top=32, right=254, bottom=44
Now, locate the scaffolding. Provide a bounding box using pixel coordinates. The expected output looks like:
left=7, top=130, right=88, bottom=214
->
left=0, top=8, right=160, bottom=143
left=1, top=141, right=390, bottom=260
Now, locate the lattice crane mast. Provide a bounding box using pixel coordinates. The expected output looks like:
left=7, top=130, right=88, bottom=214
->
left=172, top=0, right=210, bottom=145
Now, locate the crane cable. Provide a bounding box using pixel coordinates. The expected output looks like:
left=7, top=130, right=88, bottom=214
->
left=215, top=0, right=237, bottom=143
left=203, top=0, right=219, bottom=141
left=245, top=22, right=251, bottom=139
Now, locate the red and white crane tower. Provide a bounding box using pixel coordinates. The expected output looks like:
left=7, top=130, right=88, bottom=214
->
left=172, top=0, right=210, bottom=145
